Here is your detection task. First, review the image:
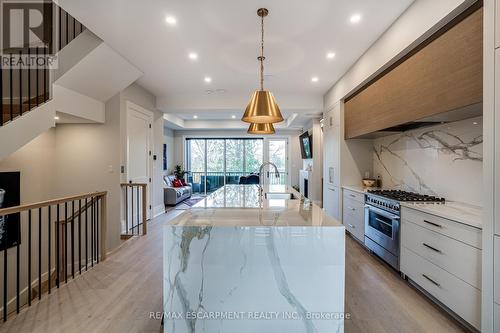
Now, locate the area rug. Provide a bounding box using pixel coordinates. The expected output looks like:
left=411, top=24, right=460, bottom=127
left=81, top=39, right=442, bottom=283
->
left=183, top=197, right=204, bottom=207
left=174, top=196, right=204, bottom=210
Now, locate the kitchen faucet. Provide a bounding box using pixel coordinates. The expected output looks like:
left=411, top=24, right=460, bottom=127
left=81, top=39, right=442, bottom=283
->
left=258, top=162, right=280, bottom=198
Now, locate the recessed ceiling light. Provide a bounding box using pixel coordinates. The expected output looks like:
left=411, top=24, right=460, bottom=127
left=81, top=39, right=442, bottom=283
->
left=473, top=121, right=479, bottom=125
left=204, top=77, right=212, bottom=83
left=350, top=14, right=362, bottom=24
left=165, top=16, right=177, bottom=25
left=311, top=77, right=319, bottom=83
left=54, top=116, right=60, bottom=120
left=188, top=52, right=198, bottom=60
left=193, top=115, right=198, bottom=119
left=231, top=115, right=236, bottom=119
left=326, top=52, right=336, bottom=59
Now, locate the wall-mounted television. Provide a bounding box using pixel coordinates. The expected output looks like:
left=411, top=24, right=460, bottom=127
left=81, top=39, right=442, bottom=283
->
left=0, top=172, right=21, bottom=250
left=299, top=132, right=313, bottom=159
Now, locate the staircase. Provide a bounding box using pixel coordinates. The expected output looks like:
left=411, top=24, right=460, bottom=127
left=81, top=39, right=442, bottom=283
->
left=0, top=6, right=85, bottom=127
left=0, top=1, right=142, bottom=161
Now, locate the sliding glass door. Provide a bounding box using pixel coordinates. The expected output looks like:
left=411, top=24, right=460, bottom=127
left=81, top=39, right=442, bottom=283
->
left=186, top=138, right=264, bottom=195
left=266, top=139, right=288, bottom=185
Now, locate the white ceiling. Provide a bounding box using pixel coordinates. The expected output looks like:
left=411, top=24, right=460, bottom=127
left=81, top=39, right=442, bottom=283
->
left=58, top=0, right=414, bottom=129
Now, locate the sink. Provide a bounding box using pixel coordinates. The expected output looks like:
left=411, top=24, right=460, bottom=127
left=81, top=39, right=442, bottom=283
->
left=265, top=192, right=297, bottom=200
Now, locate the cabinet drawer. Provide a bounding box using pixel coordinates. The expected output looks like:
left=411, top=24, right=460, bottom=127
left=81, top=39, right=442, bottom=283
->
left=343, top=198, right=364, bottom=242
left=402, top=220, right=481, bottom=289
left=496, top=0, right=500, bottom=48
left=343, top=189, right=364, bottom=204
left=495, top=302, right=500, bottom=333
left=495, top=235, right=500, bottom=304
left=401, top=207, right=481, bottom=249
left=401, top=247, right=481, bottom=329
left=343, top=197, right=364, bottom=217
left=344, top=212, right=364, bottom=242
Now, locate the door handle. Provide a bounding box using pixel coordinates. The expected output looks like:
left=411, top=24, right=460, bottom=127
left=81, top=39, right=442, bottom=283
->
left=423, top=220, right=442, bottom=228
left=422, top=243, right=442, bottom=253
left=375, top=218, right=393, bottom=228
left=422, top=274, right=441, bottom=288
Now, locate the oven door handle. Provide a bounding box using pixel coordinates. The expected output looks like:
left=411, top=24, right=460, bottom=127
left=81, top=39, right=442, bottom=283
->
left=365, top=205, right=400, bottom=220
left=375, top=217, right=394, bottom=228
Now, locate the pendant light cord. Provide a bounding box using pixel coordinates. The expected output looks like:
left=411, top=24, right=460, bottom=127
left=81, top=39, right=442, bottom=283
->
left=260, top=14, right=264, bottom=91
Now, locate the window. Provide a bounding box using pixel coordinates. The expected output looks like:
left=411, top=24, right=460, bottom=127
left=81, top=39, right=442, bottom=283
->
left=186, top=138, right=264, bottom=194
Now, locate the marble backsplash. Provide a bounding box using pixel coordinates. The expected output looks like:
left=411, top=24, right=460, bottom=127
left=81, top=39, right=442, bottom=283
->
left=373, top=116, right=483, bottom=206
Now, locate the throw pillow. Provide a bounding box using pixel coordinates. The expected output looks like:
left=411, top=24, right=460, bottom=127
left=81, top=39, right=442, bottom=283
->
left=172, top=179, right=183, bottom=188
left=181, top=179, right=187, bottom=186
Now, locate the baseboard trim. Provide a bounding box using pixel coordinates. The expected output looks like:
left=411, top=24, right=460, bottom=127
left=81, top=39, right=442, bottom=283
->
left=153, top=204, right=165, bottom=218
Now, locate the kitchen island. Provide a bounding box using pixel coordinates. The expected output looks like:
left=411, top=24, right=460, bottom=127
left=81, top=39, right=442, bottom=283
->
left=163, top=185, right=345, bottom=333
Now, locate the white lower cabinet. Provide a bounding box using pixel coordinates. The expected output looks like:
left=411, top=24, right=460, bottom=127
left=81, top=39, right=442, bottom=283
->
left=342, top=189, right=365, bottom=242
left=324, top=185, right=340, bottom=220
left=401, top=207, right=482, bottom=330
left=401, top=247, right=481, bottom=329
left=495, top=302, right=500, bottom=333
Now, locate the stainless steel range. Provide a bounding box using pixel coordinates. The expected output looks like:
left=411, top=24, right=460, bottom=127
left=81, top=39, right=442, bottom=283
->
left=364, top=190, right=445, bottom=270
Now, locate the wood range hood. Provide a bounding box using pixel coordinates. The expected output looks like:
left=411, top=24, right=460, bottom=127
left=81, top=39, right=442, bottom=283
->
left=344, top=2, right=483, bottom=139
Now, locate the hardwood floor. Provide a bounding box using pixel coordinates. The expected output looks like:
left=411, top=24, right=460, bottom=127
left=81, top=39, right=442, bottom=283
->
left=0, top=212, right=468, bottom=333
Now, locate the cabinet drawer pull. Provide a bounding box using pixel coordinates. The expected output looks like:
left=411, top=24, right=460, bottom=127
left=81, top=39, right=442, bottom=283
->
left=348, top=224, right=354, bottom=228
left=423, top=220, right=442, bottom=228
left=350, top=194, right=356, bottom=198
left=422, top=243, right=442, bottom=253
left=348, top=206, right=355, bottom=211
left=422, top=274, right=441, bottom=288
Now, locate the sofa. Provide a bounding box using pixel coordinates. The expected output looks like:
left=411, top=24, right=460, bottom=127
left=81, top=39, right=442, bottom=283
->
left=164, top=175, right=192, bottom=206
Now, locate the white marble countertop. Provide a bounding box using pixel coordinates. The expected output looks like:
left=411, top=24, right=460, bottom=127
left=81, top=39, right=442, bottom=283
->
left=342, top=185, right=380, bottom=193
left=401, top=201, right=482, bottom=229
left=170, top=185, right=342, bottom=227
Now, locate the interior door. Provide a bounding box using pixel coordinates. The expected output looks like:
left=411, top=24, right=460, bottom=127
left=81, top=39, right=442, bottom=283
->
left=264, top=139, right=288, bottom=186
left=126, top=103, right=153, bottom=220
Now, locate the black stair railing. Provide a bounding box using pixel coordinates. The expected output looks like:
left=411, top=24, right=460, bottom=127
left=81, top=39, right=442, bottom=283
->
left=121, top=183, right=148, bottom=238
left=0, top=191, right=107, bottom=322
left=0, top=1, right=86, bottom=127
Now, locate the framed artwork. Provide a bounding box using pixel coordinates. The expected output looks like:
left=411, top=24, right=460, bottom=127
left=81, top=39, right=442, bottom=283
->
left=163, top=144, right=167, bottom=171
left=0, top=172, right=21, bottom=250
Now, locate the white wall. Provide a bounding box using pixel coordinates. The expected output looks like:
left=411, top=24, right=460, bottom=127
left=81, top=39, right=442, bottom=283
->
left=0, top=130, right=57, bottom=204
left=54, top=94, right=122, bottom=251
left=164, top=127, right=175, bottom=175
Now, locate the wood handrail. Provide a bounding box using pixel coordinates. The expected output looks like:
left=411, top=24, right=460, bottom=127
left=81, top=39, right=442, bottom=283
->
left=58, top=196, right=99, bottom=225
left=0, top=191, right=107, bottom=217
left=120, top=183, right=147, bottom=187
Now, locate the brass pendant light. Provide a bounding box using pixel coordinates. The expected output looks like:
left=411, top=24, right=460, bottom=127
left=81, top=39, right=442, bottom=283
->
left=247, top=122, right=275, bottom=134
left=242, top=8, right=283, bottom=126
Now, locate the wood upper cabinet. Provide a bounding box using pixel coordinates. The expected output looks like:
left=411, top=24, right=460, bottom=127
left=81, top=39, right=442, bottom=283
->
left=344, top=6, right=483, bottom=139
